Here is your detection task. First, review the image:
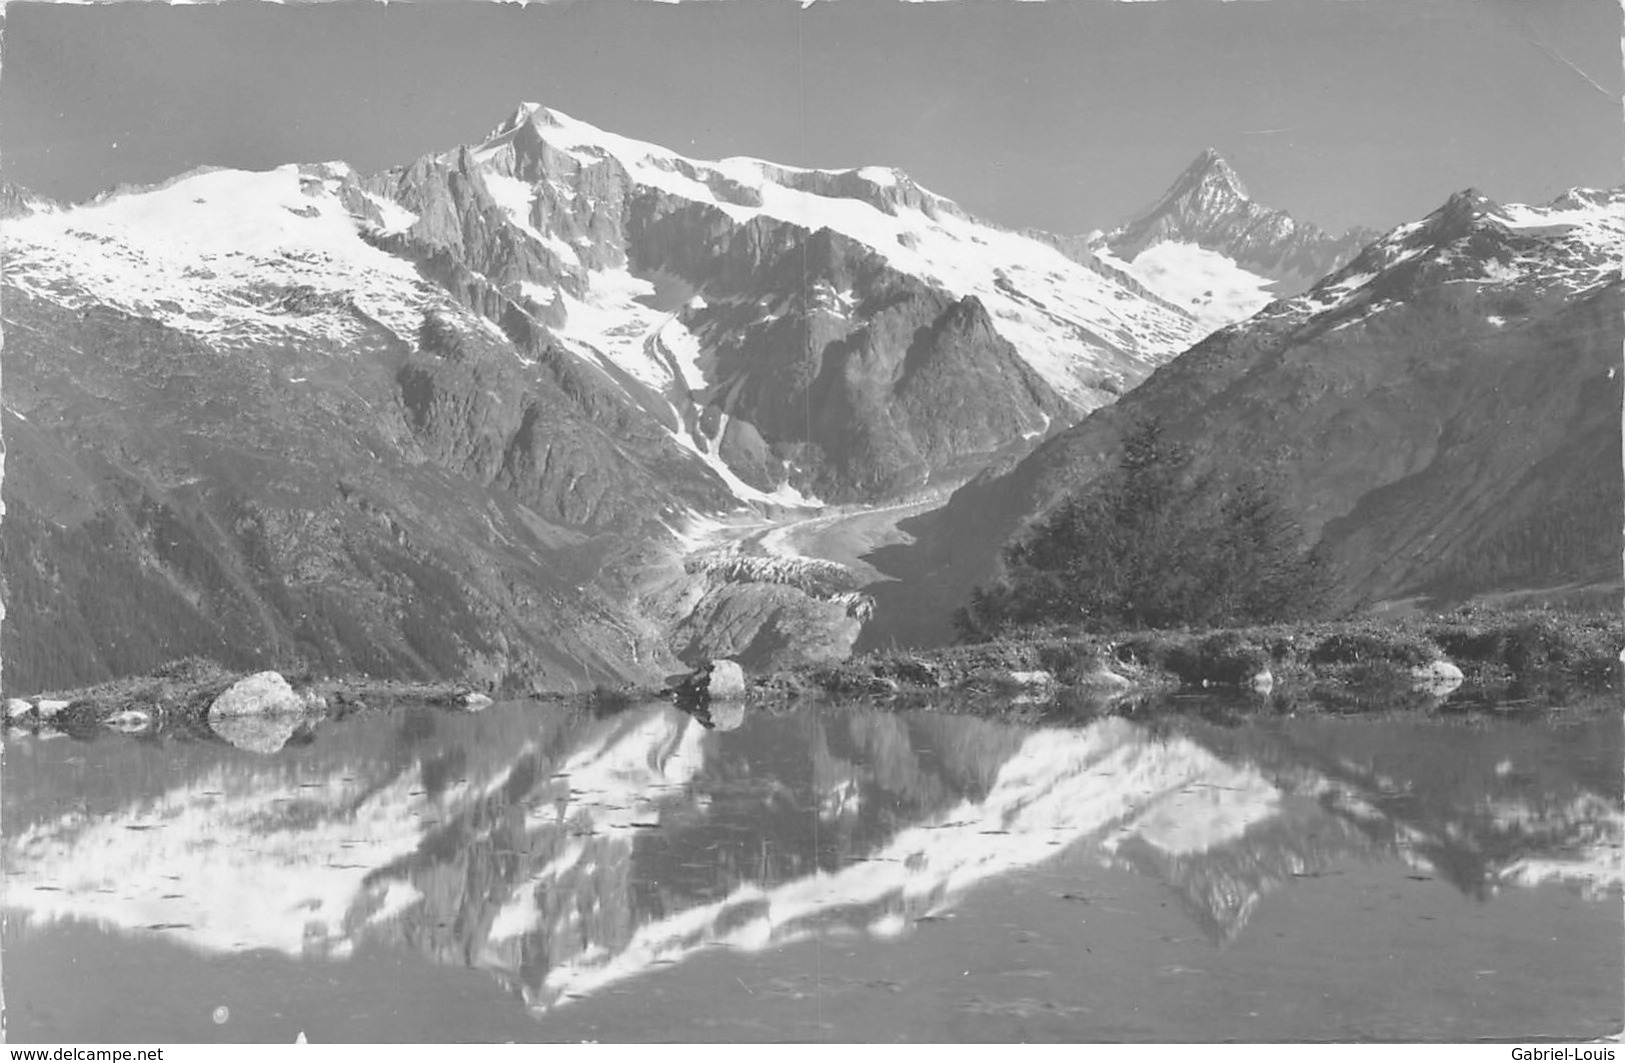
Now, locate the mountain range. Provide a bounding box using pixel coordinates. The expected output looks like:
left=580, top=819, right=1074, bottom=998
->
left=871, top=184, right=1622, bottom=647
left=2, top=103, right=1617, bottom=691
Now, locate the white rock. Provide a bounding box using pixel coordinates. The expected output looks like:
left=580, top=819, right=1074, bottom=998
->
left=34, top=698, right=70, bottom=718
left=1411, top=659, right=1464, bottom=696
left=706, top=659, right=747, bottom=700
left=6, top=698, right=33, bottom=719
left=208, top=671, right=303, bottom=717
left=1008, top=670, right=1054, bottom=687
left=1248, top=668, right=1275, bottom=694
left=460, top=692, right=494, bottom=711
left=1411, top=659, right=1464, bottom=682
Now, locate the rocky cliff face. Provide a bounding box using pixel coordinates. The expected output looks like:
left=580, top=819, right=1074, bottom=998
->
left=881, top=185, right=1623, bottom=642
left=0, top=180, right=59, bottom=219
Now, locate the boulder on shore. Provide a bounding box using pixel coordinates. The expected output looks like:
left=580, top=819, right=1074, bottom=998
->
left=706, top=659, right=748, bottom=700
left=672, top=659, right=748, bottom=705
left=34, top=699, right=69, bottom=719
left=1410, top=659, right=1464, bottom=697
left=6, top=698, right=33, bottom=719
left=208, top=671, right=305, bottom=717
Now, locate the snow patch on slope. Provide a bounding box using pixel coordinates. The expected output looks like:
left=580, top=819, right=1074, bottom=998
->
left=553, top=267, right=672, bottom=390
left=482, top=171, right=547, bottom=243
left=3, top=166, right=433, bottom=345
left=669, top=406, right=824, bottom=510
left=1096, top=240, right=1277, bottom=332
left=551, top=266, right=820, bottom=508
left=1494, top=195, right=1621, bottom=234
left=361, top=191, right=418, bottom=235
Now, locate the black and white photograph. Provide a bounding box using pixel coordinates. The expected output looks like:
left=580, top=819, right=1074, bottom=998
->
left=0, top=0, right=1620, bottom=1045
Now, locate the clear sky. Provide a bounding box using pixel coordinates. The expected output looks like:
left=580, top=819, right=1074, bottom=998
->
left=2, top=0, right=1619, bottom=237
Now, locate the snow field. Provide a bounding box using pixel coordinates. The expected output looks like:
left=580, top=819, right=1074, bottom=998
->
left=4, top=166, right=433, bottom=346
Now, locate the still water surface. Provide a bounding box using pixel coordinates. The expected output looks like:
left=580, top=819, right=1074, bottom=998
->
left=3, top=698, right=1620, bottom=1042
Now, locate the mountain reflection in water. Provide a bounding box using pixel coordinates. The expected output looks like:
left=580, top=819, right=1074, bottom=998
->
left=3, top=701, right=1619, bottom=1016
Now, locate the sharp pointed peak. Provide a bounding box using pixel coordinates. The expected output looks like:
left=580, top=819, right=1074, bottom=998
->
left=1111, top=147, right=1252, bottom=234
left=1172, top=147, right=1247, bottom=197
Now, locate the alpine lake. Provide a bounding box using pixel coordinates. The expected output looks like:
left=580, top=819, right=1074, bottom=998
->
left=3, top=690, right=1619, bottom=1043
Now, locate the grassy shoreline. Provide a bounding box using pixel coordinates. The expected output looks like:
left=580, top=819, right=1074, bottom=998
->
left=789, top=606, right=1621, bottom=713
left=7, top=607, right=1619, bottom=734
left=3, top=658, right=528, bottom=735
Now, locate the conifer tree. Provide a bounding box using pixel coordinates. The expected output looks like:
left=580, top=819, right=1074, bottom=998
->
left=956, top=417, right=1331, bottom=639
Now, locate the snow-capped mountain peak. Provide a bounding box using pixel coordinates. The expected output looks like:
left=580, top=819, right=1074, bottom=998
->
left=1108, top=148, right=1257, bottom=254
left=1299, top=184, right=1623, bottom=318
left=438, top=100, right=1202, bottom=414
left=1152, top=146, right=1251, bottom=215
left=1089, top=148, right=1383, bottom=329
left=474, top=103, right=935, bottom=218
left=2, top=163, right=437, bottom=348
